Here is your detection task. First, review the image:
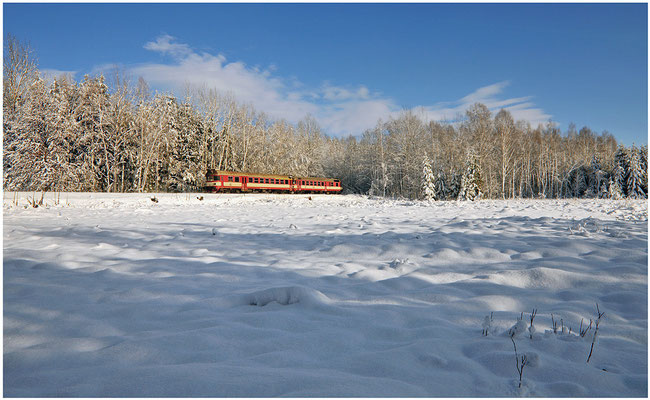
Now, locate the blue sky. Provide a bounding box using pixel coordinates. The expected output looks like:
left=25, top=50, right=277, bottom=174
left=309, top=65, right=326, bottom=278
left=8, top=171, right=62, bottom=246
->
left=3, top=3, right=647, bottom=144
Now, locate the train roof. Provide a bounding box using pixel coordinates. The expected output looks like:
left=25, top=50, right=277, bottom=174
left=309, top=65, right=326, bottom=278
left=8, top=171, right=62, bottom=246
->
left=208, top=170, right=340, bottom=182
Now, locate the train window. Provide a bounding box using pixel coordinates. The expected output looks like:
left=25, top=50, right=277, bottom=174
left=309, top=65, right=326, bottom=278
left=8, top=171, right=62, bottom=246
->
left=228, top=176, right=233, bottom=182
left=235, top=177, right=240, bottom=183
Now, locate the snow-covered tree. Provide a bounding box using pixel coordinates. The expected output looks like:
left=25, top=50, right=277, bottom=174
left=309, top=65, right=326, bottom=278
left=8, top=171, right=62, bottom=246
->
left=571, top=166, right=588, bottom=198
left=421, top=156, right=436, bottom=200
left=612, top=146, right=629, bottom=197
left=446, top=170, right=461, bottom=200
left=590, top=155, right=607, bottom=198
left=638, top=145, right=647, bottom=197
left=608, top=178, right=623, bottom=200
left=434, top=169, right=447, bottom=200
left=4, top=75, right=53, bottom=191
left=458, top=149, right=483, bottom=201
left=625, top=145, right=645, bottom=199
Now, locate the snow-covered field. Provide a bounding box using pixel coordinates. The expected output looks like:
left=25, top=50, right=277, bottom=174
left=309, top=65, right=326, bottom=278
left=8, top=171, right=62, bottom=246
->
left=3, top=192, right=648, bottom=397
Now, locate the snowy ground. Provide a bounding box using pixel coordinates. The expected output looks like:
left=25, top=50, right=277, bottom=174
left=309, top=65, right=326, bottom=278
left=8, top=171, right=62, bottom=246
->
left=3, top=192, right=648, bottom=397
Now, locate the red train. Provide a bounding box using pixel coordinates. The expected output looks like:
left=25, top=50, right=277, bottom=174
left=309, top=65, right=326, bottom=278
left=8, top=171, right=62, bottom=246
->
left=204, top=170, right=342, bottom=194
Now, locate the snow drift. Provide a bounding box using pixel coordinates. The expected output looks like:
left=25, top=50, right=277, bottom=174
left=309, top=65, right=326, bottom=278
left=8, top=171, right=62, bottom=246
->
left=3, top=192, right=647, bottom=397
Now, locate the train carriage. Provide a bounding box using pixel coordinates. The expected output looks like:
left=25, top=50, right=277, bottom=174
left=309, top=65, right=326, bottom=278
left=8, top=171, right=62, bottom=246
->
left=204, top=170, right=342, bottom=194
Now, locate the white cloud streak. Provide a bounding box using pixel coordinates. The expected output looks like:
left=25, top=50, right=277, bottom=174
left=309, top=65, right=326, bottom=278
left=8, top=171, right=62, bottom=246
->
left=40, top=68, right=77, bottom=81
left=130, top=35, right=551, bottom=136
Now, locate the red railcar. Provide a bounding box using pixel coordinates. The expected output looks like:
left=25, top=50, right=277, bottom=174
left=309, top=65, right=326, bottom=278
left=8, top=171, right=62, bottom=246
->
left=204, top=170, right=342, bottom=194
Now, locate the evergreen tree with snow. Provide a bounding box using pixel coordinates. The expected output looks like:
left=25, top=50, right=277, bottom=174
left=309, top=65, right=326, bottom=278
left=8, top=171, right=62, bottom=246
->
left=446, top=170, right=460, bottom=200
left=613, top=145, right=629, bottom=197
left=434, top=169, right=447, bottom=201
left=638, top=145, right=648, bottom=197
left=625, top=145, right=645, bottom=199
left=421, top=156, right=436, bottom=200
left=458, top=150, right=483, bottom=201
left=571, top=166, right=588, bottom=198
left=590, top=155, right=606, bottom=198
left=608, top=178, right=623, bottom=200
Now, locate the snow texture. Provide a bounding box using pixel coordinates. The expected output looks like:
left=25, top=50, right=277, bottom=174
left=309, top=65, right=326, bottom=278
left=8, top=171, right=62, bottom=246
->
left=3, top=192, right=648, bottom=397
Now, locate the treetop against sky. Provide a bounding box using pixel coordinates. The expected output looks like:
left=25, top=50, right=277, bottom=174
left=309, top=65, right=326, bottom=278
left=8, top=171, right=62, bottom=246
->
left=4, top=2, right=647, bottom=144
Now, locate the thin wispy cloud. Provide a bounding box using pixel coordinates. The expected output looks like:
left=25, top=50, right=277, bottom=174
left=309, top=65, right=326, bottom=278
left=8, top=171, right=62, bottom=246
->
left=130, top=35, right=551, bottom=135
left=40, top=68, right=77, bottom=81
left=143, top=34, right=193, bottom=60
left=419, top=82, right=551, bottom=127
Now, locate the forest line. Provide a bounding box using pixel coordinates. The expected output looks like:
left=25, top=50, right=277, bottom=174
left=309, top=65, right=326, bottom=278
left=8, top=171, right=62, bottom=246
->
left=3, top=35, right=647, bottom=199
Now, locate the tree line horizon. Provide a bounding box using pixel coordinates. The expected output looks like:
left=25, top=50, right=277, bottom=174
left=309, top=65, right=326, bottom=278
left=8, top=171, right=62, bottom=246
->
left=3, top=35, right=648, bottom=200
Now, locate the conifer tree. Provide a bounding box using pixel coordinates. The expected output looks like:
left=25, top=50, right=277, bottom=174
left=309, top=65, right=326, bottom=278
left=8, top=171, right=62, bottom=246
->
left=590, top=155, right=606, bottom=198
left=421, top=156, right=436, bottom=200
left=625, top=145, right=645, bottom=199
left=446, top=170, right=461, bottom=200
left=638, top=145, right=648, bottom=197
left=458, top=149, right=483, bottom=201
left=613, top=146, right=629, bottom=197
left=608, top=178, right=623, bottom=200
left=434, top=169, right=447, bottom=201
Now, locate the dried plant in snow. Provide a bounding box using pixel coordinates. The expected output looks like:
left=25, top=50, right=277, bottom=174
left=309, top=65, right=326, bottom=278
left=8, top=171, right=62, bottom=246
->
left=510, top=329, right=528, bottom=388
left=579, top=318, right=592, bottom=338
left=587, top=303, right=605, bottom=363
left=528, top=309, right=537, bottom=339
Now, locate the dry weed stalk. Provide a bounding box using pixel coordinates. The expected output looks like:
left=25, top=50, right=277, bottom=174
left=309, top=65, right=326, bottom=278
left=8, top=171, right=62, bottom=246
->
left=579, top=318, right=592, bottom=338
left=510, top=330, right=528, bottom=388
left=586, top=303, right=605, bottom=363
left=529, top=309, right=537, bottom=339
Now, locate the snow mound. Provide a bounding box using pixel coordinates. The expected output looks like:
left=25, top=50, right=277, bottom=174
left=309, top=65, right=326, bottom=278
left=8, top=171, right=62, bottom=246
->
left=240, top=286, right=331, bottom=307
